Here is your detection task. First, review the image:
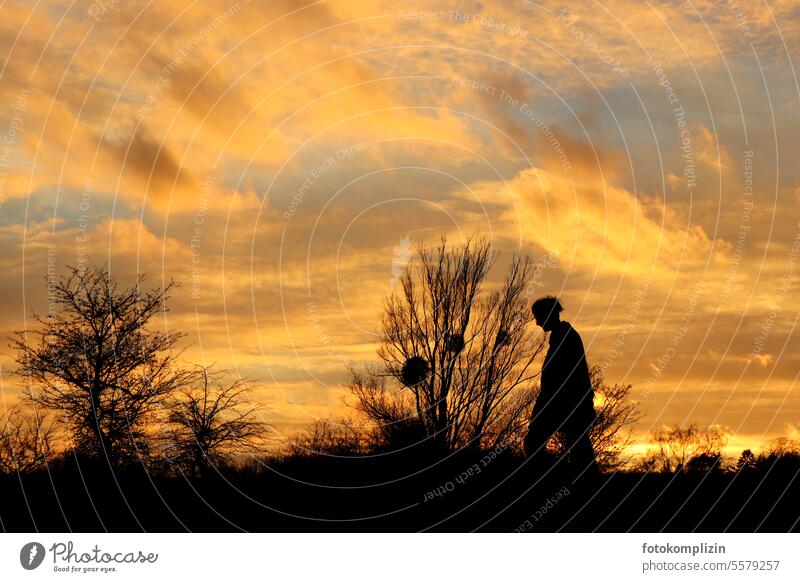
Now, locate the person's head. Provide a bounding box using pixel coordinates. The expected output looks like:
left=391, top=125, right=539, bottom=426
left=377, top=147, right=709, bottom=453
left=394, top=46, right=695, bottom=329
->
left=531, top=296, right=563, bottom=331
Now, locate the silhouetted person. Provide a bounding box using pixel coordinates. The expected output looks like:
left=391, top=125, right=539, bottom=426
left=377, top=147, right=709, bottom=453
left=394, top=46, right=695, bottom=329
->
left=525, top=296, right=598, bottom=476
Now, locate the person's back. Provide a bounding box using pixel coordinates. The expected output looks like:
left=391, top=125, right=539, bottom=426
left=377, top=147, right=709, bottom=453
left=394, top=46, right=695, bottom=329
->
left=540, top=320, right=595, bottom=429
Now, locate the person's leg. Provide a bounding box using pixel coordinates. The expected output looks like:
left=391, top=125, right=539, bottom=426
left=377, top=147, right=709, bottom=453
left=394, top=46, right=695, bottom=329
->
left=563, top=427, right=599, bottom=478
left=524, top=421, right=548, bottom=458
left=524, top=413, right=559, bottom=477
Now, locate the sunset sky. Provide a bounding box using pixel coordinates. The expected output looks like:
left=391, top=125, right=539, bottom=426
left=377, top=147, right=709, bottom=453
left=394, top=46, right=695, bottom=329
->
left=1, top=0, right=799, bottom=457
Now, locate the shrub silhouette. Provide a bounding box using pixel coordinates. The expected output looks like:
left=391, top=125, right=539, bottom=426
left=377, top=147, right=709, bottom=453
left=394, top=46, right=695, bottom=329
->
left=284, top=417, right=368, bottom=457
left=0, top=405, right=56, bottom=474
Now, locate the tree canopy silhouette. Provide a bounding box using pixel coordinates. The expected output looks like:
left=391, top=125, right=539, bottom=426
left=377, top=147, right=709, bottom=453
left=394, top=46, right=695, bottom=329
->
left=12, top=265, right=193, bottom=465
left=638, top=424, right=727, bottom=473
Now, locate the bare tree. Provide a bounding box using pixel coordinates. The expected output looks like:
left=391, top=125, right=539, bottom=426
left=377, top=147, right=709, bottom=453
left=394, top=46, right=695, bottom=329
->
left=12, top=265, right=193, bottom=465
left=0, top=404, right=57, bottom=474
left=638, top=424, right=727, bottom=473
left=165, top=366, right=267, bottom=477
left=587, top=366, right=641, bottom=469
left=370, top=236, right=545, bottom=451
left=750, top=437, right=800, bottom=472
left=764, top=437, right=800, bottom=457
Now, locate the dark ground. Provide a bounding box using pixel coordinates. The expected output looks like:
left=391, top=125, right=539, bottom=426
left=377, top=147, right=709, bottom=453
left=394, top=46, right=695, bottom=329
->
left=2, top=450, right=799, bottom=532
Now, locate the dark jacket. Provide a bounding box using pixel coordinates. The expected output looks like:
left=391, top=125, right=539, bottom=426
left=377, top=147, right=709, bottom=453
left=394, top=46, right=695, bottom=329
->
left=534, top=320, right=596, bottom=430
